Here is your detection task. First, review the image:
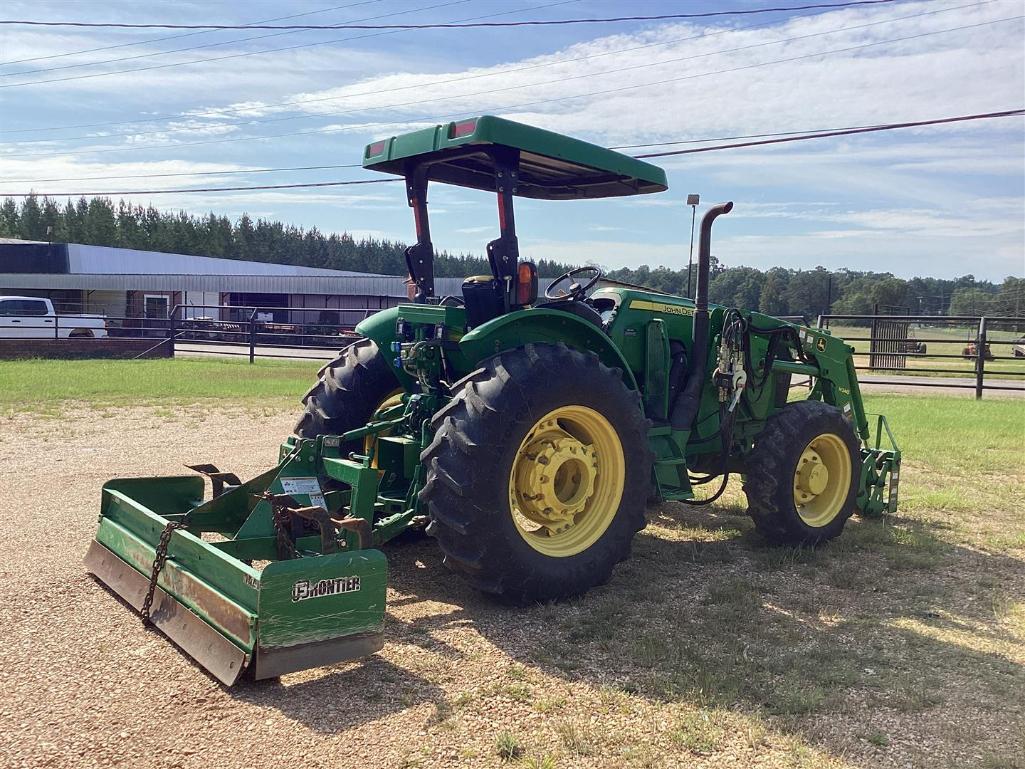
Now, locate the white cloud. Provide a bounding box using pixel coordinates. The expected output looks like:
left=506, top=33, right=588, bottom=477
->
left=0, top=0, right=1021, bottom=279
left=8, top=1, right=1022, bottom=151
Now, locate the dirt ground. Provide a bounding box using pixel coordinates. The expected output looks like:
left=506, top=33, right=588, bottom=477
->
left=1, top=406, right=1022, bottom=769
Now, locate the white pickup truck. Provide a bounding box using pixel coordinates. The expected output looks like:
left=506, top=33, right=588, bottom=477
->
left=0, top=296, right=107, bottom=338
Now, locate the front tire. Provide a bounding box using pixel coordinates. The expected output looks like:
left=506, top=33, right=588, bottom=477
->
left=420, top=343, right=651, bottom=603
left=743, top=400, right=859, bottom=545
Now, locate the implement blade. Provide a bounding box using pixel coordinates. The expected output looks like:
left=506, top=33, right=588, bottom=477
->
left=85, top=541, right=249, bottom=686
left=254, top=632, right=384, bottom=680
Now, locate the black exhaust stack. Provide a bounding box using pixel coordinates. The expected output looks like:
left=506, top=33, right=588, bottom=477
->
left=670, top=201, right=733, bottom=430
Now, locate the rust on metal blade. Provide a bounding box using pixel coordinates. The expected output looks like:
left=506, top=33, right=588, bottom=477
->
left=95, top=518, right=256, bottom=646
left=85, top=541, right=250, bottom=686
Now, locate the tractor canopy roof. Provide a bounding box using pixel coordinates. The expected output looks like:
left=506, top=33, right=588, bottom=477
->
left=362, top=116, right=668, bottom=200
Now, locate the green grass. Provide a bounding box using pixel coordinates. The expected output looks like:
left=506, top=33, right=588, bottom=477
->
left=670, top=710, right=726, bottom=754
left=4, top=357, right=1022, bottom=765
left=510, top=389, right=1023, bottom=756
left=862, top=393, right=1024, bottom=477
left=0, top=357, right=322, bottom=412
left=865, top=731, right=890, bottom=748
left=495, top=732, right=523, bottom=762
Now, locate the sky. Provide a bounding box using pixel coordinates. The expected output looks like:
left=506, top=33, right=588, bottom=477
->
left=0, top=0, right=1023, bottom=281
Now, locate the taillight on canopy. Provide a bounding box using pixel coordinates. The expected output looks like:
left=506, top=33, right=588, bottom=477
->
left=366, top=140, right=387, bottom=158
left=449, top=119, right=478, bottom=139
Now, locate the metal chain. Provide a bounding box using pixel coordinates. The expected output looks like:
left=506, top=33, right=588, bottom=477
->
left=272, top=505, right=297, bottom=560
left=140, top=519, right=187, bottom=626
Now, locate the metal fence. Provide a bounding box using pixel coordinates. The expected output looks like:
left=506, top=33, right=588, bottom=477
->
left=166, top=303, right=367, bottom=362
left=5, top=305, right=1024, bottom=397
left=0, top=304, right=368, bottom=362
left=817, top=314, right=1025, bottom=398
left=0, top=310, right=170, bottom=339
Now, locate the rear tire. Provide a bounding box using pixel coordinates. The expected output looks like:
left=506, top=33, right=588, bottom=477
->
left=743, top=400, right=859, bottom=545
left=420, top=342, right=651, bottom=603
left=295, top=339, right=398, bottom=452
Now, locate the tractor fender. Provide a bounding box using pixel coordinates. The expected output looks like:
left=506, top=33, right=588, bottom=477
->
left=353, top=306, right=417, bottom=390
left=355, top=305, right=400, bottom=345
left=459, top=308, right=638, bottom=390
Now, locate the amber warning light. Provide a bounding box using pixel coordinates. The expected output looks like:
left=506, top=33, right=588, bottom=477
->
left=517, top=261, right=538, bottom=306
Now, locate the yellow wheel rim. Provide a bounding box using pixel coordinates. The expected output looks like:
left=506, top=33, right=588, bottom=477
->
left=508, top=405, right=625, bottom=557
left=793, top=432, right=851, bottom=527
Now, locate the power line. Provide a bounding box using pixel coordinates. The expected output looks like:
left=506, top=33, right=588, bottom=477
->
left=8, top=0, right=972, bottom=133
left=0, top=0, right=575, bottom=89
left=0, top=119, right=931, bottom=183
left=0, top=2, right=739, bottom=131
left=8, top=107, right=999, bottom=183
left=0, top=1, right=390, bottom=77
left=612, top=125, right=889, bottom=149
left=0, top=0, right=386, bottom=68
left=4, top=109, right=1021, bottom=197
left=0, top=2, right=898, bottom=30
left=7, top=104, right=1021, bottom=184
left=9, top=13, right=1019, bottom=159
left=632, top=109, right=1025, bottom=158
left=2, top=0, right=986, bottom=140
left=0, top=178, right=401, bottom=198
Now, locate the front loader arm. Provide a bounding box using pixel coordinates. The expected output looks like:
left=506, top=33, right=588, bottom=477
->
left=798, top=327, right=870, bottom=442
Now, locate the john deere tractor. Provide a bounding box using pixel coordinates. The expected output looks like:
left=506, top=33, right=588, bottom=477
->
left=86, top=116, right=901, bottom=685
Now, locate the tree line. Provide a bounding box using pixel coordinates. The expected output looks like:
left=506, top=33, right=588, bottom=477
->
left=0, top=195, right=573, bottom=279
left=1, top=195, right=1021, bottom=319
left=606, top=263, right=1023, bottom=320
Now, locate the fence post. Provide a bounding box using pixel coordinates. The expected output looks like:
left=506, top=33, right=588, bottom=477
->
left=249, top=308, right=257, bottom=364
left=868, top=302, right=880, bottom=370
left=974, top=316, right=987, bottom=400
left=167, top=305, right=177, bottom=358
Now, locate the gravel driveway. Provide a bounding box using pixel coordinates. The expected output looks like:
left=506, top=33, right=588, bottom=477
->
left=1, top=406, right=1021, bottom=769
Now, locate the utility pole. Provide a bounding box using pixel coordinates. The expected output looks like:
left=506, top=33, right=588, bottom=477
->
left=686, top=193, right=700, bottom=297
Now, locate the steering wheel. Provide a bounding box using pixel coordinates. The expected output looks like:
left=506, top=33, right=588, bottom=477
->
left=544, top=266, right=604, bottom=302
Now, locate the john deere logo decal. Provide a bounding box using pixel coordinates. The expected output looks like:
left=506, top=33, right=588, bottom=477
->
left=816, top=337, right=827, bottom=352
left=629, top=299, right=694, bottom=316
left=292, top=576, right=361, bottom=602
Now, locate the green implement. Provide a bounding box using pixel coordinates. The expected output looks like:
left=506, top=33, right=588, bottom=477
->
left=86, top=436, right=392, bottom=685
left=88, top=116, right=901, bottom=685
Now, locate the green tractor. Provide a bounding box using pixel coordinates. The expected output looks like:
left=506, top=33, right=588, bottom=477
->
left=86, top=116, right=901, bottom=685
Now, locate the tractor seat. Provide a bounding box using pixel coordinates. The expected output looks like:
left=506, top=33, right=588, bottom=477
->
left=462, top=275, right=504, bottom=328
left=536, top=299, right=605, bottom=330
